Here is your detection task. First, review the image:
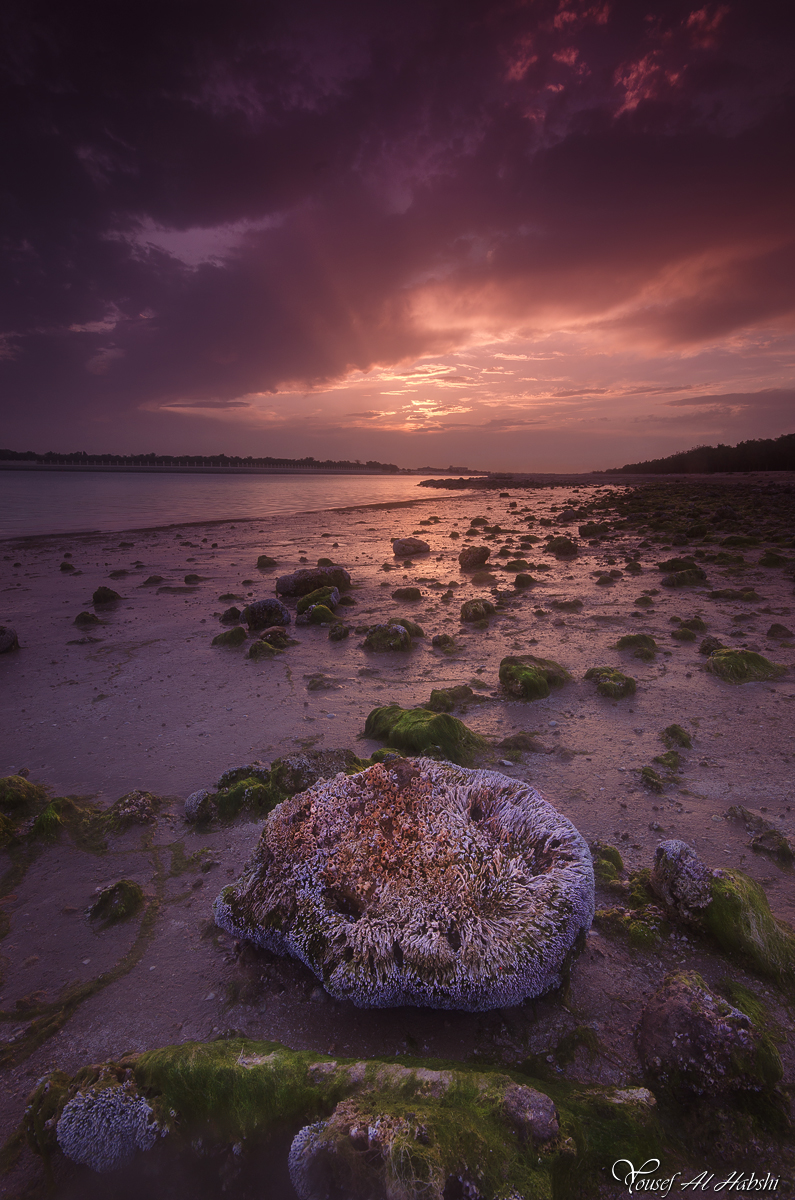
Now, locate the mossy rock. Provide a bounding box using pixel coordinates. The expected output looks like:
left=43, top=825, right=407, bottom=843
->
left=306, top=605, right=337, bottom=625
left=256, top=555, right=278, bottom=568
left=709, top=588, right=759, bottom=601
left=499, top=654, right=570, bottom=700
left=706, top=649, right=786, bottom=684
left=662, top=568, right=707, bottom=588
left=653, top=750, right=681, bottom=771
left=503, top=558, right=530, bottom=572
left=702, top=870, right=795, bottom=986
left=425, top=684, right=476, bottom=712
left=214, top=775, right=280, bottom=820
left=296, top=586, right=339, bottom=615
left=74, top=611, right=100, bottom=626
left=211, top=626, right=247, bottom=647
left=431, top=632, right=456, bottom=650
left=671, top=626, right=696, bottom=641
left=662, top=723, right=692, bottom=748
left=328, top=622, right=350, bottom=642
left=595, top=905, right=666, bottom=949
left=388, top=616, right=424, bottom=637
left=0, top=774, right=47, bottom=813
left=363, top=705, right=484, bottom=764
left=89, top=880, right=145, bottom=926
left=249, top=640, right=277, bottom=661
left=616, top=633, right=657, bottom=661
left=584, top=667, right=636, bottom=699
left=92, top=586, right=121, bottom=605
left=681, top=616, right=707, bottom=632
left=591, top=841, right=624, bottom=882
left=30, top=801, right=64, bottom=841
left=641, top=766, right=665, bottom=793
left=460, top=597, right=495, bottom=623
left=759, top=549, right=787, bottom=567
left=363, top=623, right=412, bottom=652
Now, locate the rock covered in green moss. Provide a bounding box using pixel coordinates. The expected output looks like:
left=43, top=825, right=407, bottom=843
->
left=304, top=604, right=337, bottom=625
left=431, top=632, right=456, bottom=650
left=248, top=639, right=277, bottom=660
left=591, top=841, right=624, bottom=882
left=276, top=565, right=351, bottom=597
left=706, top=649, right=786, bottom=683
left=211, top=625, right=247, bottom=647
left=328, top=621, right=349, bottom=641
left=595, top=904, right=666, bottom=949
left=214, top=758, right=595, bottom=1010
left=363, top=622, right=412, bottom=651
left=89, top=879, right=145, bottom=926
left=259, top=626, right=290, bottom=648
left=499, top=654, right=570, bottom=699
left=296, top=586, right=340, bottom=615
left=662, top=723, right=692, bottom=748
left=636, top=972, right=782, bottom=1098
left=584, top=667, right=636, bottom=698
left=671, top=626, right=696, bottom=641
left=616, top=633, right=657, bottom=661
left=460, top=597, right=495, bottom=623
left=389, top=615, right=424, bottom=636
left=640, top=766, right=665, bottom=793
left=651, top=840, right=795, bottom=984
left=0, top=774, right=47, bottom=812
left=364, top=705, right=484, bottom=764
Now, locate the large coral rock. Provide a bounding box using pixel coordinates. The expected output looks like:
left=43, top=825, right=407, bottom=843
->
left=214, top=759, right=594, bottom=1010
left=276, top=566, right=351, bottom=596
left=637, top=972, right=782, bottom=1098
left=650, top=839, right=713, bottom=922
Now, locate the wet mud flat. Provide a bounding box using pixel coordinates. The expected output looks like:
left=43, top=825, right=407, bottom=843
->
left=1, top=473, right=794, bottom=1195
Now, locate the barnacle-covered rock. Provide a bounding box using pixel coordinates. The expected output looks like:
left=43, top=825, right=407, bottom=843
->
left=241, top=598, right=291, bottom=628
left=214, top=759, right=594, bottom=1010
left=56, top=1083, right=162, bottom=1173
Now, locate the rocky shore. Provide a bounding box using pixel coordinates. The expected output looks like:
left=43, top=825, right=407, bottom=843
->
left=1, top=474, right=794, bottom=1195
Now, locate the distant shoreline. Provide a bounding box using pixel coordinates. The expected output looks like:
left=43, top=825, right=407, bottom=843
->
left=0, top=461, right=423, bottom=476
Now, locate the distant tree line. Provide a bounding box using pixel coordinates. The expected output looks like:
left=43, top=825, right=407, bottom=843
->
left=0, top=449, right=402, bottom=472
left=605, top=433, right=795, bottom=475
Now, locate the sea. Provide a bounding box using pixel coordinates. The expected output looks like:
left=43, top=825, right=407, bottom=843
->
left=0, top=470, right=432, bottom=540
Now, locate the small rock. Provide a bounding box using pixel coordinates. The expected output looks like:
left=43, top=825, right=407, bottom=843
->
left=392, top=537, right=430, bottom=557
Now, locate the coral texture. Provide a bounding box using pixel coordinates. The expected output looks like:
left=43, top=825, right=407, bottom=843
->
left=214, top=759, right=594, bottom=1010
left=56, top=1085, right=161, bottom=1173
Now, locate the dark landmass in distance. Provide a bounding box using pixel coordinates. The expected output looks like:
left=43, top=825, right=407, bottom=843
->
left=606, top=433, right=795, bottom=475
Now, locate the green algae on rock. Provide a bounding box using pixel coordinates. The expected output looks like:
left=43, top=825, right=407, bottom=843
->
left=615, top=633, right=657, bottom=661
left=0, top=774, right=47, bottom=812
left=363, top=622, right=412, bottom=652
left=583, top=667, right=636, bottom=699
left=248, top=639, right=278, bottom=660
left=460, top=597, right=495, bottom=623
left=89, top=880, right=145, bottom=927
left=388, top=615, right=424, bottom=637
left=595, top=904, right=666, bottom=949
left=641, top=766, right=665, bottom=793
left=499, top=654, right=570, bottom=700
left=706, top=649, right=786, bottom=684
left=211, top=626, right=247, bottom=648
left=22, top=1038, right=681, bottom=1196
left=364, top=706, right=484, bottom=764
left=214, top=759, right=594, bottom=1011
left=662, top=723, right=692, bottom=749
left=296, top=586, right=340, bottom=615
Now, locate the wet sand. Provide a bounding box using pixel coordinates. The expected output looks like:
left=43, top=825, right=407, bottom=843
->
left=1, top=475, right=794, bottom=1193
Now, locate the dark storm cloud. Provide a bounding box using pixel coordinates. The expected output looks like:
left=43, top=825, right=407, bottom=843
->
left=1, top=0, right=794, bottom=442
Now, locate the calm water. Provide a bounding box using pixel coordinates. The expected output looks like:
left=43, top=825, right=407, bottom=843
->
left=0, top=471, right=430, bottom=539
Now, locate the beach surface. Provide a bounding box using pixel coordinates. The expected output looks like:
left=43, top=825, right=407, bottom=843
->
left=1, top=475, right=794, bottom=1193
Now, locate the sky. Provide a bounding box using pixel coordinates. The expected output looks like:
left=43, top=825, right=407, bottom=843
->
left=2, top=0, right=794, bottom=471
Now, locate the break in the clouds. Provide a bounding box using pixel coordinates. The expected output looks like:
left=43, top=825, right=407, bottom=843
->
left=1, top=0, right=794, bottom=468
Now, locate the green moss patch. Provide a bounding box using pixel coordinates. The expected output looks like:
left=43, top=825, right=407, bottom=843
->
left=706, top=649, right=786, bottom=684
left=702, top=870, right=795, bottom=986
left=0, top=775, right=47, bottom=813
left=641, top=766, right=665, bottom=793
left=499, top=654, right=570, bottom=700
left=363, top=623, right=412, bottom=651
left=388, top=615, right=424, bottom=637
left=616, top=633, right=657, bottom=661
left=89, top=880, right=145, bottom=926
left=212, top=626, right=247, bottom=648
left=297, top=586, right=339, bottom=614
left=653, top=750, right=681, bottom=771
left=364, top=705, right=484, bottom=764
left=662, top=724, right=692, bottom=749
left=595, top=905, right=667, bottom=949
left=584, top=667, right=636, bottom=699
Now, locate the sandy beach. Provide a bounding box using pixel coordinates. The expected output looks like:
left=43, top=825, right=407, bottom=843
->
left=1, top=476, right=794, bottom=1194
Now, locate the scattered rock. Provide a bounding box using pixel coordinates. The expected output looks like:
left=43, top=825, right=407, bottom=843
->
left=431, top=633, right=455, bottom=650
left=363, top=623, right=412, bottom=652
left=219, top=606, right=242, bottom=624
left=276, top=566, right=351, bottom=597
left=260, top=626, right=291, bottom=648
left=108, top=789, right=160, bottom=828
left=185, top=789, right=217, bottom=824
left=392, top=537, right=430, bottom=557
left=637, top=971, right=782, bottom=1098
left=242, top=598, right=291, bottom=629
left=699, top=635, right=724, bottom=656
left=458, top=545, right=490, bottom=570
left=391, top=586, right=421, bottom=601
left=297, top=587, right=340, bottom=615
left=616, top=633, right=657, bottom=661
left=544, top=536, right=578, bottom=557
left=705, top=649, right=785, bottom=684
left=767, top=623, right=793, bottom=638
left=460, top=597, right=495, bottom=623
left=214, top=759, right=595, bottom=1010
left=92, top=586, right=121, bottom=605
left=211, top=626, right=247, bottom=647
left=584, top=667, right=636, bottom=699
left=328, top=622, right=349, bottom=641
left=89, top=880, right=145, bottom=925
left=499, top=654, right=570, bottom=700
left=73, top=611, right=100, bottom=626
left=0, top=625, right=20, bottom=653
left=256, top=554, right=278, bottom=568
